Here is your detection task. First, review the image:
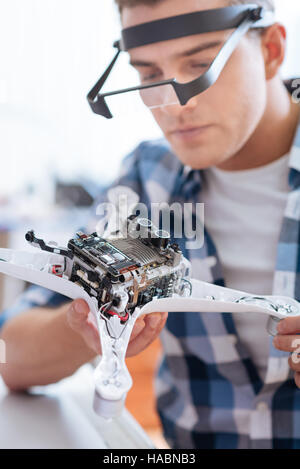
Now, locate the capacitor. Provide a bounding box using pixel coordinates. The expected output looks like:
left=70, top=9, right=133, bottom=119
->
left=136, top=217, right=153, bottom=239
left=151, top=229, right=170, bottom=250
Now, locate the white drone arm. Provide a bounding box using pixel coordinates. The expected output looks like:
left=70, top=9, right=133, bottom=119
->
left=0, top=247, right=299, bottom=420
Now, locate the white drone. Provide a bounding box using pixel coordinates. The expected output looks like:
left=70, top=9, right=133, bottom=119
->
left=0, top=187, right=299, bottom=419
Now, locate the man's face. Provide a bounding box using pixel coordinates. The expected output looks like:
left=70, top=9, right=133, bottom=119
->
left=122, top=0, right=268, bottom=169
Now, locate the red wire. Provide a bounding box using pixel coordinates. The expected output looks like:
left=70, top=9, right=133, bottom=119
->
left=107, top=310, right=129, bottom=322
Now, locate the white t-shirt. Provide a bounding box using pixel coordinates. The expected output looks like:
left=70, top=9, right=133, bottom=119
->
left=201, top=153, right=291, bottom=379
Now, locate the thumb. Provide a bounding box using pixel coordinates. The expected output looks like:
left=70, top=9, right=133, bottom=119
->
left=66, top=299, right=101, bottom=354
left=66, top=299, right=90, bottom=332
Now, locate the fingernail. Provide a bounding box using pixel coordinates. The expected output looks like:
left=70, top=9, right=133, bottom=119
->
left=277, top=320, right=284, bottom=334
left=74, top=300, right=87, bottom=314
left=149, top=315, right=161, bottom=328
left=135, top=318, right=145, bottom=328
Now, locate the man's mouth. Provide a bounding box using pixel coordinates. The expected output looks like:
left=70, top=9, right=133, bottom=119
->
left=169, top=125, right=212, bottom=142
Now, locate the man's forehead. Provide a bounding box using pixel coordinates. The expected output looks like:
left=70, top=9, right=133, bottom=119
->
left=128, top=29, right=232, bottom=65
left=87, top=1, right=270, bottom=118
left=121, top=0, right=229, bottom=29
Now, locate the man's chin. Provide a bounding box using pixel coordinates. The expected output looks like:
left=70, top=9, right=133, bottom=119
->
left=168, top=142, right=223, bottom=170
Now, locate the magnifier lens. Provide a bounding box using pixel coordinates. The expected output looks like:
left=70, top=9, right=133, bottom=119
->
left=105, top=84, right=180, bottom=116
left=139, top=84, right=179, bottom=107
left=100, top=51, right=181, bottom=115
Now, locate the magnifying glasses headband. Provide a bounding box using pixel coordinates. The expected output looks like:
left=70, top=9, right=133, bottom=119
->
left=87, top=4, right=275, bottom=118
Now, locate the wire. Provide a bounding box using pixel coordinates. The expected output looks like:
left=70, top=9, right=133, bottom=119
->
left=235, top=296, right=279, bottom=312
left=99, top=301, right=112, bottom=323
left=181, top=278, right=192, bottom=296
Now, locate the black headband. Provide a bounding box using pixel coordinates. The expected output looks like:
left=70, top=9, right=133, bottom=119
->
left=120, top=4, right=265, bottom=51
left=87, top=4, right=275, bottom=118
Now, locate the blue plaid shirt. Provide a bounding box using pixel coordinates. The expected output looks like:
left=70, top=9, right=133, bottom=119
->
left=1, top=82, right=300, bottom=449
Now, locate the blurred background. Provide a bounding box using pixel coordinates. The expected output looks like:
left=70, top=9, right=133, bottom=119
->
left=0, top=0, right=299, bottom=447
left=0, top=0, right=299, bottom=200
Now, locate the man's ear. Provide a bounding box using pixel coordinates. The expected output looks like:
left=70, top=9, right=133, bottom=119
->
left=260, top=23, right=287, bottom=80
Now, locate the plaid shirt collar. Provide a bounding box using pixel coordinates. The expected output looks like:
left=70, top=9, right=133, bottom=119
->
left=175, top=109, right=300, bottom=201
left=174, top=79, right=300, bottom=200
left=288, top=118, right=300, bottom=189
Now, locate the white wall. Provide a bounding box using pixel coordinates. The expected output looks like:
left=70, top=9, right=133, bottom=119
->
left=0, top=0, right=299, bottom=197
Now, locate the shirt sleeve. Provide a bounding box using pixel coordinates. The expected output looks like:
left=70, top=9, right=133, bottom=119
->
left=84, top=142, right=144, bottom=234
left=0, top=144, right=143, bottom=332
left=0, top=286, right=70, bottom=330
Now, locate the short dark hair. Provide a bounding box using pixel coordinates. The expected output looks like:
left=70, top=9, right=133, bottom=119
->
left=115, top=0, right=275, bottom=41
left=115, top=0, right=275, bottom=13
left=230, top=0, right=274, bottom=11
left=115, top=0, right=162, bottom=13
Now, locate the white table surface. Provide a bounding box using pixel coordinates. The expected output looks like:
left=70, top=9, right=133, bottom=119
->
left=0, top=364, right=154, bottom=449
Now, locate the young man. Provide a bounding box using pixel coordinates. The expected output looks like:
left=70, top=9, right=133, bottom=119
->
left=1, top=0, right=300, bottom=449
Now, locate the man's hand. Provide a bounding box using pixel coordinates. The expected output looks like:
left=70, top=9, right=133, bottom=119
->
left=0, top=299, right=168, bottom=391
left=67, top=299, right=168, bottom=357
left=273, top=317, right=300, bottom=388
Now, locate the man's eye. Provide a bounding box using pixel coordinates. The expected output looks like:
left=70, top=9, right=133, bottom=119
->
left=141, top=72, right=162, bottom=83
left=191, top=63, right=210, bottom=69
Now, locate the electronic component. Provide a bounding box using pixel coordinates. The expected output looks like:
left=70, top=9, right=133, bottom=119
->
left=0, top=209, right=299, bottom=420
left=25, top=214, right=190, bottom=328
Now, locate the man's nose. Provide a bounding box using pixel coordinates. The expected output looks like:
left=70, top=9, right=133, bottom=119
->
left=161, top=70, right=199, bottom=116
left=159, top=95, right=199, bottom=117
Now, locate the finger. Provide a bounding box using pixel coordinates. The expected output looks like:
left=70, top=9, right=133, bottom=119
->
left=67, top=300, right=101, bottom=354
left=277, top=316, right=300, bottom=335
left=288, top=355, right=300, bottom=372
left=129, top=317, right=146, bottom=342
left=144, top=312, right=168, bottom=331
left=67, top=299, right=90, bottom=330
left=127, top=312, right=168, bottom=357
left=273, top=334, right=300, bottom=353
left=295, top=372, right=300, bottom=388
left=81, top=321, right=102, bottom=355
left=87, top=310, right=98, bottom=330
